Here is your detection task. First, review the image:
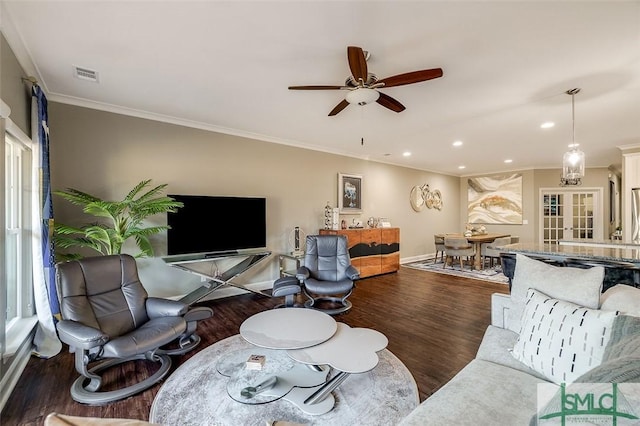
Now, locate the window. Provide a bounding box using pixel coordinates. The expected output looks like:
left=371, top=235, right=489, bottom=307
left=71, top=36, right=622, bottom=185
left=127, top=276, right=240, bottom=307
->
left=2, top=128, right=34, bottom=357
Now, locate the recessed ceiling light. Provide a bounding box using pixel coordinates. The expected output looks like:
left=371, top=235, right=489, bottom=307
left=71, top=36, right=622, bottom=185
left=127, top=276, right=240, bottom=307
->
left=504, top=159, right=513, bottom=163
left=452, top=140, right=463, bottom=147
left=540, top=122, right=555, bottom=129
left=403, top=151, right=412, bottom=157
left=458, top=165, right=466, bottom=169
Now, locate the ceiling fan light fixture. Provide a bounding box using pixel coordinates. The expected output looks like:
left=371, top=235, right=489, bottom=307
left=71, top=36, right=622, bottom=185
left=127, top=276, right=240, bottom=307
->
left=346, top=88, right=380, bottom=106
left=289, top=46, right=442, bottom=116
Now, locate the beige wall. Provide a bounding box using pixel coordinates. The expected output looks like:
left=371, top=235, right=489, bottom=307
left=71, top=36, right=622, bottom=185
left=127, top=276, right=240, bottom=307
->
left=49, top=103, right=461, bottom=297
left=1, top=33, right=30, bottom=136
left=458, top=168, right=612, bottom=244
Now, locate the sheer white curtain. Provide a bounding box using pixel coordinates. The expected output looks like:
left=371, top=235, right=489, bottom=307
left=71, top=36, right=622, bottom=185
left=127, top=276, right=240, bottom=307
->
left=31, top=86, right=60, bottom=358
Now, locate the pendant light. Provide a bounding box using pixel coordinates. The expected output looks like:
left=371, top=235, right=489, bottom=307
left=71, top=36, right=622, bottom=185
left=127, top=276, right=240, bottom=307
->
left=560, top=88, right=585, bottom=186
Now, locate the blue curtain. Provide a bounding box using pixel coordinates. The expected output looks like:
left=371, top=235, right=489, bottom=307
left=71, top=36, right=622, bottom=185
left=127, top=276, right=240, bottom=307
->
left=33, top=85, right=60, bottom=320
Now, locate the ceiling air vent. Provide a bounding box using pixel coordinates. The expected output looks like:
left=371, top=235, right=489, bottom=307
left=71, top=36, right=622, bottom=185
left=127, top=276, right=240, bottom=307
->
left=73, top=65, right=99, bottom=83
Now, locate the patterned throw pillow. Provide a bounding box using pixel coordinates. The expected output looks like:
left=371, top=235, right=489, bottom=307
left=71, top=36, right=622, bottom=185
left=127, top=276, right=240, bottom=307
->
left=511, top=288, right=619, bottom=384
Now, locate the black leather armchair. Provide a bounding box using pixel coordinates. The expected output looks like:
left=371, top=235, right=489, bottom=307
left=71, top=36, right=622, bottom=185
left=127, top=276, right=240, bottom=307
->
left=296, top=234, right=359, bottom=315
left=55, top=254, right=213, bottom=404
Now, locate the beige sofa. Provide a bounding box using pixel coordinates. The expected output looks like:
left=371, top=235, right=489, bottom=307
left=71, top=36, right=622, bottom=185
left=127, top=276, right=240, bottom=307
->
left=400, top=254, right=640, bottom=425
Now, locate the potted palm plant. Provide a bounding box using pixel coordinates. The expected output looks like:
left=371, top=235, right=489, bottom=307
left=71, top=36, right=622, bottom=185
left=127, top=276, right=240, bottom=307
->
left=53, top=179, right=183, bottom=261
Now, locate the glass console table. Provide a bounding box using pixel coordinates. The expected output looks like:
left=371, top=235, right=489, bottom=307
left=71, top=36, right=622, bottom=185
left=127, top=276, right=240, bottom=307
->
left=162, top=249, right=272, bottom=305
left=278, top=253, right=304, bottom=277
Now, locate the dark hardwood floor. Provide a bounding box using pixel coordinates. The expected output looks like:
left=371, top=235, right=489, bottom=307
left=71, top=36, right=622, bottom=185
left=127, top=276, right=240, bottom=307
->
left=1, top=266, right=508, bottom=425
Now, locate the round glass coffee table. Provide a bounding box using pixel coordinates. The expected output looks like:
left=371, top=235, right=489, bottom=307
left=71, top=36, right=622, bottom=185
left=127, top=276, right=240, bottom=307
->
left=149, top=333, right=419, bottom=425
left=234, top=308, right=389, bottom=415
left=224, top=308, right=339, bottom=414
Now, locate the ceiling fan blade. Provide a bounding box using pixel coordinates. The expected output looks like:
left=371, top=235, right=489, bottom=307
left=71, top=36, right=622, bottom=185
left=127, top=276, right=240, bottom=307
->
left=377, top=68, right=443, bottom=88
left=328, top=99, right=350, bottom=116
left=288, top=85, right=345, bottom=90
left=376, top=92, right=406, bottom=113
left=347, top=46, right=368, bottom=83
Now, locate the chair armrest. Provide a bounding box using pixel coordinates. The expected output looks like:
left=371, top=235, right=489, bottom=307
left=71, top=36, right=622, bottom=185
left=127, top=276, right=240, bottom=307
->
left=146, top=297, right=188, bottom=318
left=56, top=320, right=109, bottom=349
left=491, top=293, right=512, bottom=329
left=346, top=265, right=360, bottom=280
left=183, top=306, right=214, bottom=322
left=296, top=266, right=310, bottom=281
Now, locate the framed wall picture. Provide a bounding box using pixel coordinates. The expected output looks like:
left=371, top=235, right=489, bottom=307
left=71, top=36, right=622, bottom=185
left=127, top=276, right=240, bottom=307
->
left=467, top=173, right=523, bottom=224
left=338, top=173, right=363, bottom=214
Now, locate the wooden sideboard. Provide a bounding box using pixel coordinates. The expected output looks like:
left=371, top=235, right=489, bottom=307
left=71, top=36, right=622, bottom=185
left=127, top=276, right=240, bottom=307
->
left=319, top=228, right=400, bottom=278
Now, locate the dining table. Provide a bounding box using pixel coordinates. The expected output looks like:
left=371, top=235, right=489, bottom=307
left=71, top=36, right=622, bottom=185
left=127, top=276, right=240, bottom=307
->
left=435, top=232, right=511, bottom=270
left=465, top=233, right=511, bottom=270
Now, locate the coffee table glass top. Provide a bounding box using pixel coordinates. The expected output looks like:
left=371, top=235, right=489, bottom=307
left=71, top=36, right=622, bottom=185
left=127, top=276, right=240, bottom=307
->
left=240, top=308, right=337, bottom=349
left=217, top=348, right=329, bottom=405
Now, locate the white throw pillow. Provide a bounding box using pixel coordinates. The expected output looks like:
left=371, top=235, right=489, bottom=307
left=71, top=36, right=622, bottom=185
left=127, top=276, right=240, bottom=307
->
left=511, top=288, right=618, bottom=384
left=507, top=254, right=604, bottom=333
left=600, top=284, right=640, bottom=316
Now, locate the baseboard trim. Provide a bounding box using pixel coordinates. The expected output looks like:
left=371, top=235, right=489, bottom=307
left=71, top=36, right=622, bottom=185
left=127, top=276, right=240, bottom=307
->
left=0, top=334, right=34, bottom=413
left=401, top=253, right=433, bottom=264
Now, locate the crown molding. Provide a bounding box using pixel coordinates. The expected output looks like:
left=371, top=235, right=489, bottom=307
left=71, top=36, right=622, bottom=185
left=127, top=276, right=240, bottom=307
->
left=0, top=3, right=47, bottom=94
left=0, top=99, right=11, bottom=118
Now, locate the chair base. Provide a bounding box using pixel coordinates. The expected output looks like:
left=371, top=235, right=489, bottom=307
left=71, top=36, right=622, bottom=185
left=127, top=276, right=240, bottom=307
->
left=160, top=333, right=202, bottom=356
left=70, top=353, right=172, bottom=405
left=304, top=297, right=352, bottom=315
left=274, top=293, right=305, bottom=309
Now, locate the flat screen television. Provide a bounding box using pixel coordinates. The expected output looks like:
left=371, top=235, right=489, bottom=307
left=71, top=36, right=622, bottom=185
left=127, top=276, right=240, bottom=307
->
left=167, top=195, right=266, bottom=255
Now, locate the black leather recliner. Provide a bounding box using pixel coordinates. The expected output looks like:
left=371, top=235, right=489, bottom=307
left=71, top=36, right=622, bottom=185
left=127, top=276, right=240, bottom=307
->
left=296, top=234, right=359, bottom=315
left=55, top=254, right=213, bottom=405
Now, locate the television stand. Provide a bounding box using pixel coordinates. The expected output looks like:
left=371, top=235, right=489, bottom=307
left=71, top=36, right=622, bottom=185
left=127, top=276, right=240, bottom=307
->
left=162, top=249, right=272, bottom=305
left=205, top=250, right=238, bottom=258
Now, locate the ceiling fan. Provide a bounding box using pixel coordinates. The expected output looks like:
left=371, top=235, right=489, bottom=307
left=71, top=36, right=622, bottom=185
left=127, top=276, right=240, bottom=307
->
left=288, top=46, right=443, bottom=116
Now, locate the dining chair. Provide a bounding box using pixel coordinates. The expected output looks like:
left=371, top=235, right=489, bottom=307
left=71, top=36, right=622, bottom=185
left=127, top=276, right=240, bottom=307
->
left=434, top=234, right=446, bottom=264
left=443, top=236, right=475, bottom=270
left=480, top=236, right=513, bottom=268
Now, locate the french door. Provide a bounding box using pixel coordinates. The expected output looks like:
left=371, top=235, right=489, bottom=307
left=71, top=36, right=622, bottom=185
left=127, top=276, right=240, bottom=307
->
left=540, top=189, right=603, bottom=244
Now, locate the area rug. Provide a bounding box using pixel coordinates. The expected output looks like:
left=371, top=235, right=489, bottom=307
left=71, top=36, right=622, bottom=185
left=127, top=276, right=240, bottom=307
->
left=149, top=334, right=419, bottom=425
left=404, top=259, right=509, bottom=285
